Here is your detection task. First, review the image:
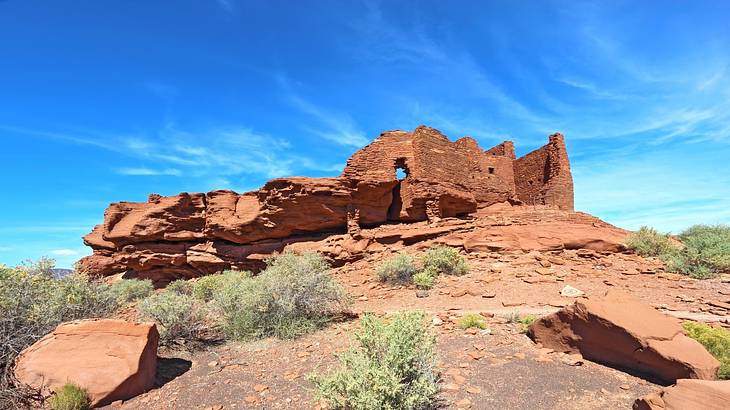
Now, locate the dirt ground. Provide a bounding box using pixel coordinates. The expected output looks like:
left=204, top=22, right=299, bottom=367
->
left=105, top=247, right=730, bottom=410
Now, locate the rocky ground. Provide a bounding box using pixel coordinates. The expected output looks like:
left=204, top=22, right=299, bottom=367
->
left=102, top=237, right=730, bottom=410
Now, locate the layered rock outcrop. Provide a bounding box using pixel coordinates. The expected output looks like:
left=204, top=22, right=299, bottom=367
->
left=634, top=379, right=730, bottom=410
left=79, top=126, right=576, bottom=285
left=14, top=319, right=159, bottom=407
left=528, top=290, right=720, bottom=384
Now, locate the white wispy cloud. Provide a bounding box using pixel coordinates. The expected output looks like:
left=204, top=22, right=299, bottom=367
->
left=0, top=246, right=12, bottom=252
left=4, top=121, right=345, bottom=190
left=116, top=167, right=182, bottom=176
left=278, top=77, right=369, bottom=148
left=50, top=249, right=80, bottom=256
left=0, top=224, right=93, bottom=234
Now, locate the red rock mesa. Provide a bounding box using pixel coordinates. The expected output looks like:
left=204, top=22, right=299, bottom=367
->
left=79, top=126, right=575, bottom=285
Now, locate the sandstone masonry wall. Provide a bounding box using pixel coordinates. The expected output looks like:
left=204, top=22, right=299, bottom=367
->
left=513, top=133, right=574, bottom=210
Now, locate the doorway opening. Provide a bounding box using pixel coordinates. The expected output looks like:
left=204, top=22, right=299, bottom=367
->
left=388, top=158, right=409, bottom=221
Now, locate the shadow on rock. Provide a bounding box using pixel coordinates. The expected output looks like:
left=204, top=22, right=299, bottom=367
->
left=154, top=357, right=192, bottom=388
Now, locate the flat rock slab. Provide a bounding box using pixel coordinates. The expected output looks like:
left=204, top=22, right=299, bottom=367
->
left=634, top=379, right=730, bottom=410
left=529, top=290, right=719, bottom=384
left=15, top=319, right=159, bottom=407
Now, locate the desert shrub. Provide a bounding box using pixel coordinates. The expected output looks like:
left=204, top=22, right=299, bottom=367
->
left=212, top=251, right=349, bottom=340
left=683, top=321, right=730, bottom=379
left=139, top=292, right=205, bottom=343
left=377, top=252, right=420, bottom=284
left=663, top=253, right=714, bottom=279
left=192, top=270, right=251, bottom=302
left=457, top=313, right=487, bottom=330
left=109, top=279, right=154, bottom=304
left=626, top=224, right=730, bottom=279
left=48, top=383, right=90, bottom=410
left=518, top=314, right=537, bottom=333
left=413, top=267, right=438, bottom=290
left=1, top=260, right=117, bottom=407
left=18, top=256, right=57, bottom=277
left=667, top=225, right=730, bottom=278
left=311, top=311, right=439, bottom=410
left=166, top=279, right=193, bottom=295
left=422, top=246, right=468, bottom=276
left=625, top=226, right=677, bottom=257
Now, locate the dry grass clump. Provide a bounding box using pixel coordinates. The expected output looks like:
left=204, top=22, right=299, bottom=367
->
left=47, top=383, right=91, bottom=410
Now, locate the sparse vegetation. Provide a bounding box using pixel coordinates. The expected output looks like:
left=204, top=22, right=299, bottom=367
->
left=376, top=246, right=468, bottom=289
left=192, top=270, right=251, bottom=302
left=413, top=267, right=438, bottom=290
left=457, top=313, right=487, bottom=330
left=138, top=291, right=206, bottom=344
left=422, top=246, right=468, bottom=276
left=212, top=251, right=349, bottom=340
left=48, top=383, right=91, bottom=410
left=626, top=224, right=730, bottom=279
left=1, top=259, right=118, bottom=408
left=376, top=252, right=420, bottom=284
left=311, top=311, right=439, bottom=410
left=518, top=314, right=537, bottom=333
left=667, top=225, right=730, bottom=279
left=625, top=226, right=677, bottom=257
left=166, top=279, right=193, bottom=295
left=683, top=321, right=730, bottom=379
left=109, top=279, right=154, bottom=304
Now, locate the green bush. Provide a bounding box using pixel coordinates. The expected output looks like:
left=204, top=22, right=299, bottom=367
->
left=311, top=311, right=439, bottom=410
left=683, top=321, right=730, bottom=379
left=664, top=253, right=714, bottom=279
left=626, top=224, right=730, bottom=279
left=518, top=314, right=537, bottom=333
left=422, top=246, right=468, bottom=276
left=625, top=226, right=677, bottom=257
left=212, top=251, right=349, bottom=340
left=376, top=253, right=419, bottom=284
left=138, top=292, right=205, bottom=343
left=1, top=260, right=117, bottom=407
left=109, top=279, right=154, bottom=304
left=48, top=383, right=90, bottom=410
left=457, top=313, right=487, bottom=330
left=166, top=279, right=193, bottom=295
left=192, top=270, right=251, bottom=301
left=668, top=225, right=730, bottom=278
left=412, top=267, right=438, bottom=290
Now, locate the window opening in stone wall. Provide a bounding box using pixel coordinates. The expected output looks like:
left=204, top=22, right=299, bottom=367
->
left=488, top=167, right=495, bottom=174
left=394, top=158, right=409, bottom=181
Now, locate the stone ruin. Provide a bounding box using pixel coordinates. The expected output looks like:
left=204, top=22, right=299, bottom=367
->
left=78, top=125, right=574, bottom=284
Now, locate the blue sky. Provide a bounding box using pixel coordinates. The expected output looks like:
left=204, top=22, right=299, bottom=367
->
left=1, top=1, right=729, bottom=268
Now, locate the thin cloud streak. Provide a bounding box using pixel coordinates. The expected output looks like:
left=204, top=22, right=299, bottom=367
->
left=116, top=167, right=182, bottom=176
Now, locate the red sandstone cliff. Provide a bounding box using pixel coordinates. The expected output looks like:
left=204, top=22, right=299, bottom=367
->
left=78, top=126, right=576, bottom=284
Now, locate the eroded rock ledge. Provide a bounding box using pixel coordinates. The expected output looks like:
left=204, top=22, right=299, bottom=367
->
left=79, top=125, right=580, bottom=285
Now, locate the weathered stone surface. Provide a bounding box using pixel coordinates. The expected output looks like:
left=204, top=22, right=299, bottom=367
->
left=633, top=379, right=730, bottom=410
left=14, top=319, right=159, bottom=407
left=79, top=125, right=577, bottom=285
left=528, top=290, right=719, bottom=384
left=462, top=212, right=627, bottom=253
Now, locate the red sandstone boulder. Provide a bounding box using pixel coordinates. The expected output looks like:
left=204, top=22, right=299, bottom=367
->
left=14, top=319, right=159, bottom=407
left=529, top=290, right=719, bottom=384
left=634, top=379, right=730, bottom=410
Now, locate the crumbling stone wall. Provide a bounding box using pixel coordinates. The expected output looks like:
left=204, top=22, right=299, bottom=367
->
left=79, top=125, right=575, bottom=283
left=513, top=133, right=574, bottom=210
